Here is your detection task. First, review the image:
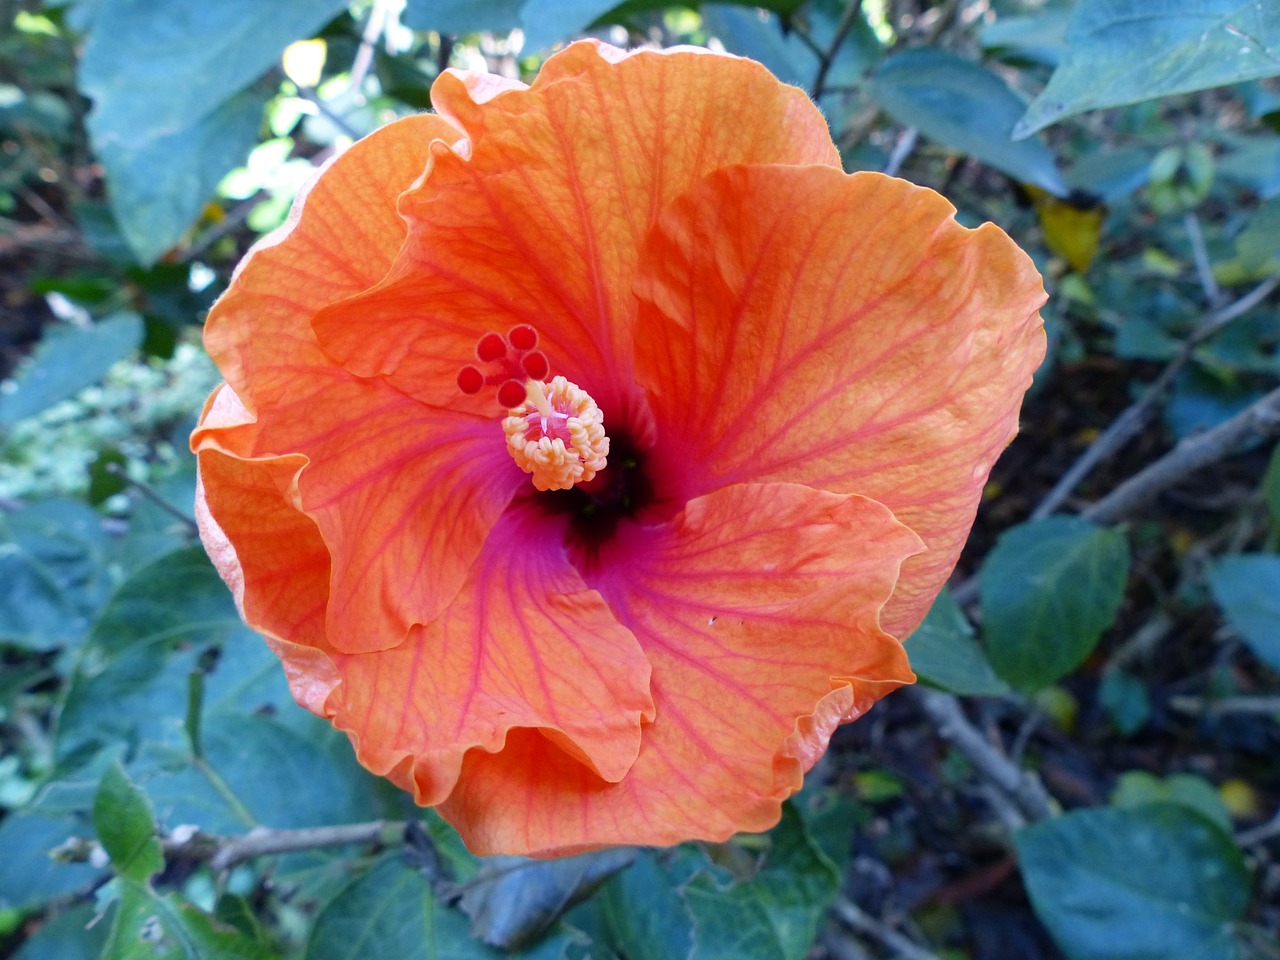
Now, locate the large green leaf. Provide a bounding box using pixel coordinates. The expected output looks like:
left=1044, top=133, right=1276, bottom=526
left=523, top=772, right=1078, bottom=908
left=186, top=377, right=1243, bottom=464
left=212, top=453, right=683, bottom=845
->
left=103, top=880, right=276, bottom=960
left=867, top=47, right=1067, bottom=195
left=11, top=904, right=108, bottom=960
left=0, top=499, right=113, bottom=651
left=306, top=857, right=571, bottom=960
left=904, top=588, right=1007, bottom=695
left=401, top=0, right=524, bottom=33
left=93, top=762, right=164, bottom=884
left=595, top=855, right=696, bottom=960
left=683, top=805, right=840, bottom=960
left=1016, top=0, right=1280, bottom=137
left=1207, top=553, right=1280, bottom=671
left=0, top=813, right=100, bottom=911
left=980, top=517, right=1129, bottom=692
left=77, top=0, right=347, bottom=263
left=1015, top=805, right=1250, bottom=960
left=0, top=312, right=141, bottom=425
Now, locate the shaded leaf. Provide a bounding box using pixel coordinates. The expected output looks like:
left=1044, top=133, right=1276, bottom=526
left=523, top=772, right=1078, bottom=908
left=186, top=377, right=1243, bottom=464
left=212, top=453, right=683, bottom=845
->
left=10, top=903, right=108, bottom=960
left=0, top=312, right=142, bottom=425
left=0, top=813, right=100, bottom=911
left=905, top=588, right=1008, bottom=695
left=1016, top=805, right=1249, bottom=960
left=596, top=855, right=696, bottom=960
left=1111, top=771, right=1233, bottom=832
left=1016, top=0, right=1280, bottom=137
left=1207, top=553, right=1280, bottom=671
left=980, top=517, right=1130, bottom=692
left=867, top=47, right=1067, bottom=195
left=93, top=761, right=163, bottom=884
left=103, top=879, right=275, bottom=960
left=459, top=848, right=637, bottom=950
left=77, top=0, right=346, bottom=262
left=306, top=857, right=571, bottom=960
left=683, top=805, right=839, bottom=960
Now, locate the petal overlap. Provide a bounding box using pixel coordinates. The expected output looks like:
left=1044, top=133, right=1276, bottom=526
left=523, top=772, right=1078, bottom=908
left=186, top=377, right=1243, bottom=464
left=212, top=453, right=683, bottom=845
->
left=436, top=482, right=920, bottom=854
left=633, top=164, right=1047, bottom=637
left=324, top=500, right=654, bottom=806
left=309, top=40, right=841, bottom=417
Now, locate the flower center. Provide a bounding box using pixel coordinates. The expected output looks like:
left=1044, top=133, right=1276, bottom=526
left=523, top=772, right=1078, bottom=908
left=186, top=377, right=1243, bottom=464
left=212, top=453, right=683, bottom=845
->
left=455, top=325, right=609, bottom=492
left=502, top=376, right=609, bottom=491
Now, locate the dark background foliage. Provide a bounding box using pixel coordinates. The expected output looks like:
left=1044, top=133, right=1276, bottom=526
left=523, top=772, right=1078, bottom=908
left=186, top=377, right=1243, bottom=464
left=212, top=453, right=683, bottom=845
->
left=2, top=1, right=1280, bottom=958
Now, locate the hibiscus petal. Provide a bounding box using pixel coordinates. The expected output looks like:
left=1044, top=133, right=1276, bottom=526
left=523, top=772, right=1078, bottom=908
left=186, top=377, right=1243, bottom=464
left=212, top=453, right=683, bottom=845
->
left=193, top=115, right=520, bottom=653
left=435, top=482, right=920, bottom=855
left=310, top=40, right=840, bottom=417
left=194, top=418, right=339, bottom=715
left=632, top=164, right=1047, bottom=638
left=324, top=500, right=654, bottom=806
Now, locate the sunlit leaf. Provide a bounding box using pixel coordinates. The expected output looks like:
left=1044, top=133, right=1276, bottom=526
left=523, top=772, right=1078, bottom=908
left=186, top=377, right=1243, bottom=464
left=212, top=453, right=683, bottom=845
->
left=1016, top=0, right=1280, bottom=137
left=93, top=761, right=163, bottom=884
left=867, top=47, right=1068, bottom=195
left=77, top=0, right=346, bottom=262
left=0, top=312, right=142, bottom=425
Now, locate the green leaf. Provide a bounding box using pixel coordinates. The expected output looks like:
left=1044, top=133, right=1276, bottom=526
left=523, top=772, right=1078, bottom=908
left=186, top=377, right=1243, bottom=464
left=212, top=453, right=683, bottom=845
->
left=980, top=517, right=1129, bottom=692
left=0, top=813, right=100, bottom=911
left=596, top=855, right=696, bottom=960
left=306, top=856, right=571, bottom=960
left=459, top=849, right=636, bottom=950
left=520, top=0, right=617, bottom=52
left=103, top=879, right=276, bottom=960
left=1016, top=0, right=1280, bottom=138
left=0, top=312, right=142, bottom=425
left=1097, top=669, right=1150, bottom=735
left=1111, top=771, right=1233, bottom=833
left=93, top=762, right=163, bottom=884
left=867, top=47, right=1067, bottom=195
left=904, top=588, right=1008, bottom=695
left=11, top=904, right=107, bottom=960
left=1015, top=805, right=1249, bottom=960
left=1207, top=554, right=1280, bottom=671
left=0, top=499, right=113, bottom=650
left=401, top=0, right=524, bottom=34
left=77, top=0, right=347, bottom=263
left=683, top=805, right=839, bottom=960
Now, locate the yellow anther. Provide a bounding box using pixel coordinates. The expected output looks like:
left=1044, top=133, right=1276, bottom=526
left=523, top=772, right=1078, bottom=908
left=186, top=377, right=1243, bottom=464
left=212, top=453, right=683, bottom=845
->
left=502, top=376, right=609, bottom=492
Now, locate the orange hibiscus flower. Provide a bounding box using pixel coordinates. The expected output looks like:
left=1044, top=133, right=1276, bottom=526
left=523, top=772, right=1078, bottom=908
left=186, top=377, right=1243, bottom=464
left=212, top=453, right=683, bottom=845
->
left=192, top=40, right=1046, bottom=856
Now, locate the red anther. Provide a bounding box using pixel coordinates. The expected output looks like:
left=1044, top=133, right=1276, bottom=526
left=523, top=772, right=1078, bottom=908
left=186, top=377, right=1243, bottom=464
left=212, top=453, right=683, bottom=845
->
left=508, top=324, right=538, bottom=351
left=521, top=350, right=549, bottom=381
left=476, top=332, right=507, bottom=363
left=497, top=379, right=527, bottom=409
left=457, top=365, right=484, bottom=394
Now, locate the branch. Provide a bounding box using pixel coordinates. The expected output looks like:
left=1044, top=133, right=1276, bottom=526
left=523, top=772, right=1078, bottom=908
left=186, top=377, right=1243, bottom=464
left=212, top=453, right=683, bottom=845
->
left=1031, top=273, right=1280, bottom=521
left=59, top=820, right=404, bottom=873
left=907, top=687, right=1054, bottom=824
left=1083, top=384, right=1280, bottom=524
left=811, top=0, right=862, bottom=100
left=830, top=897, right=942, bottom=960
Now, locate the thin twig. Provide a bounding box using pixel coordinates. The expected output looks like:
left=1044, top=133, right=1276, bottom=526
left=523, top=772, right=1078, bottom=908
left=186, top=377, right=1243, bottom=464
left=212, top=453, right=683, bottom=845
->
left=1083, top=385, right=1280, bottom=523
left=1168, top=694, right=1280, bottom=718
left=1237, top=808, right=1280, bottom=847
left=105, top=464, right=200, bottom=534
left=349, top=0, right=394, bottom=96
left=907, top=687, right=1054, bottom=824
left=58, top=820, right=404, bottom=873
left=811, top=0, right=863, bottom=100
left=883, top=128, right=918, bottom=178
left=831, top=897, right=942, bottom=960
left=297, top=87, right=364, bottom=140
left=1184, top=210, right=1223, bottom=308
left=1031, top=273, right=1280, bottom=520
